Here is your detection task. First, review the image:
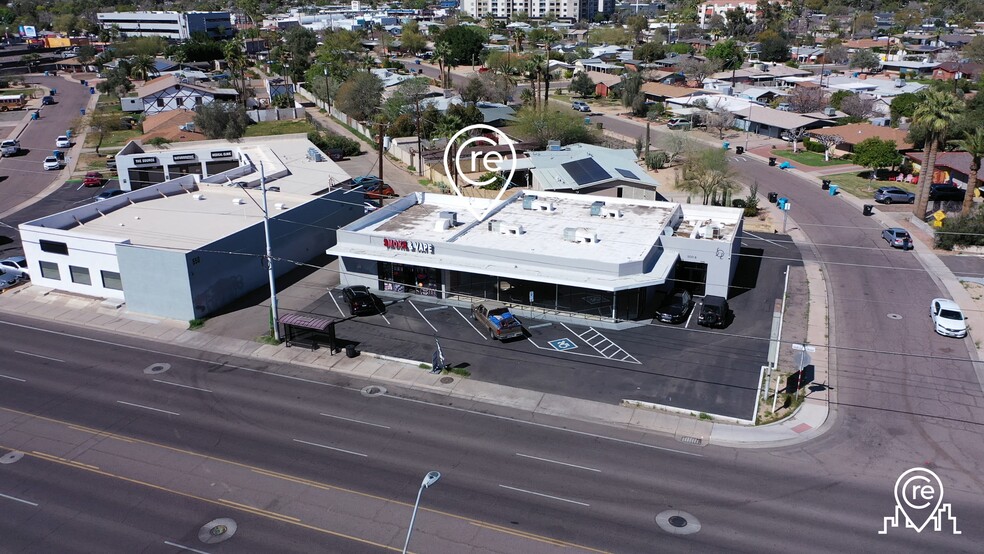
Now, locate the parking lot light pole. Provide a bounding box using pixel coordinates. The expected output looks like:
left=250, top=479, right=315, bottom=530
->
left=402, top=471, right=441, bottom=554
left=260, top=162, right=281, bottom=342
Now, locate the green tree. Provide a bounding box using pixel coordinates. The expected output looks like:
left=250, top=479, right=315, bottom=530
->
left=705, top=39, right=745, bottom=84
left=849, top=49, right=880, bottom=72
left=951, top=128, right=984, bottom=216
left=679, top=147, right=738, bottom=205
left=963, top=35, right=984, bottom=63
left=759, top=36, right=790, bottom=63
left=76, top=45, right=96, bottom=65
left=724, top=9, right=752, bottom=39
left=96, top=67, right=134, bottom=98
left=828, top=90, right=851, bottom=110
left=335, top=72, right=384, bottom=121
left=890, top=92, right=923, bottom=126
left=512, top=108, right=601, bottom=149
left=911, top=90, right=963, bottom=217
left=634, top=42, right=666, bottom=63
left=88, top=112, right=122, bottom=155
left=402, top=29, right=427, bottom=55
left=129, top=55, right=156, bottom=81
left=853, top=138, right=902, bottom=185
left=281, top=26, right=318, bottom=83
left=570, top=71, right=595, bottom=98
left=194, top=102, right=253, bottom=140
left=436, top=26, right=486, bottom=67
left=626, top=15, right=649, bottom=41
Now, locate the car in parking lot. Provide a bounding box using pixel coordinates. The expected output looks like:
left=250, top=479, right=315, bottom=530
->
left=0, top=267, right=20, bottom=291
left=931, top=298, right=967, bottom=338
left=94, top=189, right=125, bottom=201
left=55, top=135, right=71, bottom=148
left=655, top=289, right=693, bottom=324
left=0, top=256, right=28, bottom=280
left=342, top=285, right=384, bottom=316
left=42, top=156, right=60, bottom=170
left=873, top=186, right=915, bottom=204
left=697, top=295, right=729, bottom=328
left=82, top=171, right=105, bottom=187
left=881, top=227, right=913, bottom=249
left=571, top=101, right=591, bottom=112
left=364, top=183, right=397, bottom=200
left=928, top=184, right=965, bottom=202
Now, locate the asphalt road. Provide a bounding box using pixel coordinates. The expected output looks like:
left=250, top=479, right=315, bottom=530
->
left=0, top=74, right=92, bottom=256
left=1, top=315, right=981, bottom=552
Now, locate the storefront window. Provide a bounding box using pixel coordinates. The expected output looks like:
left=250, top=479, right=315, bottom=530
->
left=379, top=263, right=442, bottom=297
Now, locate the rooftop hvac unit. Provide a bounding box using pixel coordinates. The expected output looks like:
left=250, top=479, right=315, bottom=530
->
left=501, top=223, right=525, bottom=235
left=522, top=195, right=539, bottom=210
left=435, top=217, right=451, bottom=231
left=590, top=200, right=606, bottom=216
left=895, top=78, right=906, bottom=87
left=603, top=208, right=623, bottom=218
left=531, top=200, right=556, bottom=212
left=547, top=140, right=561, bottom=151
left=438, top=210, right=458, bottom=226
left=759, top=63, right=768, bottom=71
left=563, top=227, right=598, bottom=244
left=232, top=198, right=246, bottom=205
left=824, top=107, right=836, bottom=116
left=274, top=202, right=287, bottom=210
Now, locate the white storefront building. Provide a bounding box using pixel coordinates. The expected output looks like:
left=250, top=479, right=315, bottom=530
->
left=328, top=190, right=743, bottom=323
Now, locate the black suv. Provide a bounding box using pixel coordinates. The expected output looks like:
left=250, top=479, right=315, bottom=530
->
left=697, top=295, right=730, bottom=328
left=342, top=286, right=384, bottom=316
left=928, top=184, right=965, bottom=202
left=655, top=289, right=693, bottom=324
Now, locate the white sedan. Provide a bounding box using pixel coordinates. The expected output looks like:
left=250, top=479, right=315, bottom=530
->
left=55, top=135, right=71, bottom=148
left=931, top=298, right=968, bottom=338
left=43, top=156, right=60, bottom=170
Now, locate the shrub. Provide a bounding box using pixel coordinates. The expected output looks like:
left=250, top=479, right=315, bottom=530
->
left=803, top=137, right=827, bottom=154
left=308, top=130, right=361, bottom=156
left=936, top=211, right=984, bottom=250
left=147, top=136, right=172, bottom=147
left=645, top=151, right=669, bottom=170
left=731, top=199, right=746, bottom=208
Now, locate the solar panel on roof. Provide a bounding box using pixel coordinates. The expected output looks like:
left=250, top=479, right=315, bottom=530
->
left=561, top=158, right=610, bottom=186
left=615, top=168, right=639, bottom=180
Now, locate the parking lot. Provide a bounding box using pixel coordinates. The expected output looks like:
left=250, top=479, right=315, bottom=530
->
left=305, top=233, right=798, bottom=420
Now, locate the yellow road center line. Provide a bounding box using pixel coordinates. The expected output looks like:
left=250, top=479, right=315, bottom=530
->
left=217, top=498, right=301, bottom=522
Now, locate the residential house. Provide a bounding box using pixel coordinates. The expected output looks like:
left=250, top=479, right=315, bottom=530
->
left=593, top=73, right=625, bottom=97
left=710, top=63, right=813, bottom=87
left=575, top=58, right=623, bottom=75
left=905, top=151, right=984, bottom=189
left=521, top=143, right=661, bottom=201
left=641, top=82, right=703, bottom=103
left=121, top=74, right=239, bottom=115
left=809, top=123, right=914, bottom=158
left=933, top=62, right=984, bottom=81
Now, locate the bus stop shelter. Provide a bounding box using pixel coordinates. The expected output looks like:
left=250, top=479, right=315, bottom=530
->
left=278, top=313, right=338, bottom=352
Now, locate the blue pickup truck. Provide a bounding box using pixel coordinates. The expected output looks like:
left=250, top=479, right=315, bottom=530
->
left=472, top=302, right=524, bottom=341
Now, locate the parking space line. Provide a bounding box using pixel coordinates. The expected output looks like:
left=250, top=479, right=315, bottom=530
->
left=685, top=307, right=696, bottom=328
left=328, top=291, right=345, bottom=316
left=453, top=307, right=488, bottom=339
left=560, top=323, right=641, bottom=364
left=378, top=313, right=391, bottom=325
left=409, top=301, right=439, bottom=333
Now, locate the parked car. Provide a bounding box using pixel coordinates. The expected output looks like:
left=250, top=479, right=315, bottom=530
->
left=41, top=95, right=54, bottom=105
left=571, top=101, right=591, bottom=112
left=0, top=267, right=19, bottom=291
left=0, top=256, right=28, bottom=280
left=667, top=118, right=692, bottom=130
left=351, top=175, right=382, bottom=188
left=105, top=155, right=117, bottom=170
left=0, top=139, right=19, bottom=156
left=655, top=289, right=693, bottom=324
left=43, top=156, right=60, bottom=170
left=341, top=285, right=384, bottom=316
left=364, top=183, right=397, bottom=200
left=882, top=227, right=913, bottom=249
left=874, top=186, right=915, bottom=204
left=95, top=189, right=125, bottom=201
left=472, top=302, right=524, bottom=341
left=930, top=298, right=967, bottom=338
left=928, top=184, right=965, bottom=202
left=55, top=135, right=71, bottom=148
left=82, top=171, right=104, bottom=187
left=697, top=295, right=729, bottom=328
left=777, top=103, right=792, bottom=111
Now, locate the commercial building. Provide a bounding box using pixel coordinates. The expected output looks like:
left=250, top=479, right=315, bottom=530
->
left=19, top=136, right=361, bottom=321
left=328, top=190, right=743, bottom=323
left=96, top=11, right=234, bottom=40
left=459, top=0, right=614, bottom=22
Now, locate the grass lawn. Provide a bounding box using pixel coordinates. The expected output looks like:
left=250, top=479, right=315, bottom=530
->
left=773, top=150, right=854, bottom=167
left=244, top=119, right=315, bottom=137
left=825, top=170, right=917, bottom=199
left=84, top=129, right=142, bottom=149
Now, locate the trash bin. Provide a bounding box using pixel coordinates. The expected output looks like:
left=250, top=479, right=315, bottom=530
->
left=89, top=87, right=95, bottom=94
left=903, top=238, right=913, bottom=251
left=778, top=197, right=788, bottom=210
left=768, top=192, right=779, bottom=203
left=821, top=179, right=831, bottom=190
left=345, top=344, right=358, bottom=358
left=829, top=184, right=839, bottom=196
left=80, top=80, right=86, bottom=86
left=863, top=204, right=874, bottom=216
left=79, top=108, right=85, bottom=116
left=723, top=141, right=730, bottom=150
left=735, top=146, right=744, bottom=155
left=50, top=88, right=56, bottom=95
left=53, top=149, right=63, bottom=161
left=596, top=122, right=603, bottom=130
left=584, top=116, right=591, bottom=125
left=769, top=157, right=777, bottom=166
left=66, top=129, right=72, bottom=138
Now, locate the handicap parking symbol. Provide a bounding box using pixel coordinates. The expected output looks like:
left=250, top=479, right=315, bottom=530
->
left=548, top=338, right=578, bottom=351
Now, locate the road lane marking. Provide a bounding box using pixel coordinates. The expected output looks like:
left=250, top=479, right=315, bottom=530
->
left=14, top=350, right=64, bottom=362
left=163, top=542, right=211, bottom=554
left=0, top=412, right=605, bottom=554
left=498, top=484, right=590, bottom=507
left=0, top=373, right=26, bottom=382
left=32, top=451, right=100, bottom=470
left=116, top=401, right=180, bottom=416
left=320, top=412, right=391, bottom=429
left=409, top=301, right=439, bottom=333
left=292, top=438, right=367, bottom=458
left=153, top=379, right=212, bottom=393
left=219, top=498, right=300, bottom=522
left=0, top=492, right=38, bottom=506
left=515, top=453, right=601, bottom=473
left=453, top=307, right=488, bottom=340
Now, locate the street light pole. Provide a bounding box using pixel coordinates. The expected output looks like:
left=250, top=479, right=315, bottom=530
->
left=260, top=162, right=281, bottom=342
left=402, top=471, right=441, bottom=554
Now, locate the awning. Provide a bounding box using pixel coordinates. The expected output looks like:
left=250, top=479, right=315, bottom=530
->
left=278, top=313, right=336, bottom=331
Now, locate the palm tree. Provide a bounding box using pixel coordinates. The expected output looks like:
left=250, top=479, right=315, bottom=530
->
left=912, top=89, right=962, bottom=218
left=433, top=42, right=452, bottom=89
left=130, top=54, right=156, bottom=81
left=513, top=30, right=525, bottom=54
left=953, top=128, right=984, bottom=216
left=526, top=55, right=545, bottom=109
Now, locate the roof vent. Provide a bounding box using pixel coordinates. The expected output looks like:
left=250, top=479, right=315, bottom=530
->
left=760, top=63, right=769, bottom=71
left=232, top=198, right=246, bottom=205
left=490, top=220, right=525, bottom=235
left=824, top=106, right=836, bottom=116
left=438, top=210, right=458, bottom=226
left=895, top=78, right=906, bottom=87
left=531, top=200, right=556, bottom=212
left=590, top=200, right=606, bottom=216
left=522, top=195, right=539, bottom=209
left=274, top=202, right=287, bottom=210
left=563, top=227, right=598, bottom=243
left=603, top=207, right=623, bottom=218
left=193, top=194, right=205, bottom=200
left=435, top=217, right=452, bottom=231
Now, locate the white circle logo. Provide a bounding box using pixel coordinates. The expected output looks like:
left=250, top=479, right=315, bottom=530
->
left=442, top=124, right=517, bottom=220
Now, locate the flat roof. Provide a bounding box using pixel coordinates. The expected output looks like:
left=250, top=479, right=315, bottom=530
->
left=71, top=186, right=314, bottom=250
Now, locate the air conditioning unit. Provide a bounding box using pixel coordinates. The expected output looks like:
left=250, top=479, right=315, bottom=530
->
left=274, top=202, right=287, bottom=210
left=232, top=198, right=245, bottom=205
left=563, top=227, right=598, bottom=243
left=590, top=200, right=606, bottom=216
left=824, top=107, right=836, bottom=116
left=895, top=78, right=906, bottom=88
left=547, top=140, right=561, bottom=151
left=531, top=200, right=556, bottom=212
left=438, top=210, right=458, bottom=226
left=522, top=195, right=539, bottom=210
left=192, top=194, right=205, bottom=200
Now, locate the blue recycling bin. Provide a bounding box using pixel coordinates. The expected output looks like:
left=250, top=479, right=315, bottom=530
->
left=829, top=184, right=839, bottom=196
left=89, top=87, right=95, bottom=94
left=723, top=141, right=730, bottom=150
left=53, top=150, right=63, bottom=161
left=80, top=108, right=85, bottom=116
left=777, top=197, right=788, bottom=210
left=584, top=116, right=591, bottom=125
left=30, top=111, right=39, bottom=120
left=66, top=130, right=72, bottom=138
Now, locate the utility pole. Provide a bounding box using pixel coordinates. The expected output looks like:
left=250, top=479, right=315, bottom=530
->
left=260, top=162, right=280, bottom=342
left=377, top=121, right=385, bottom=184
left=415, top=94, right=423, bottom=176
left=645, top=120, right=651, bottom=156
left=323, top=64, right=331, bottom=116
